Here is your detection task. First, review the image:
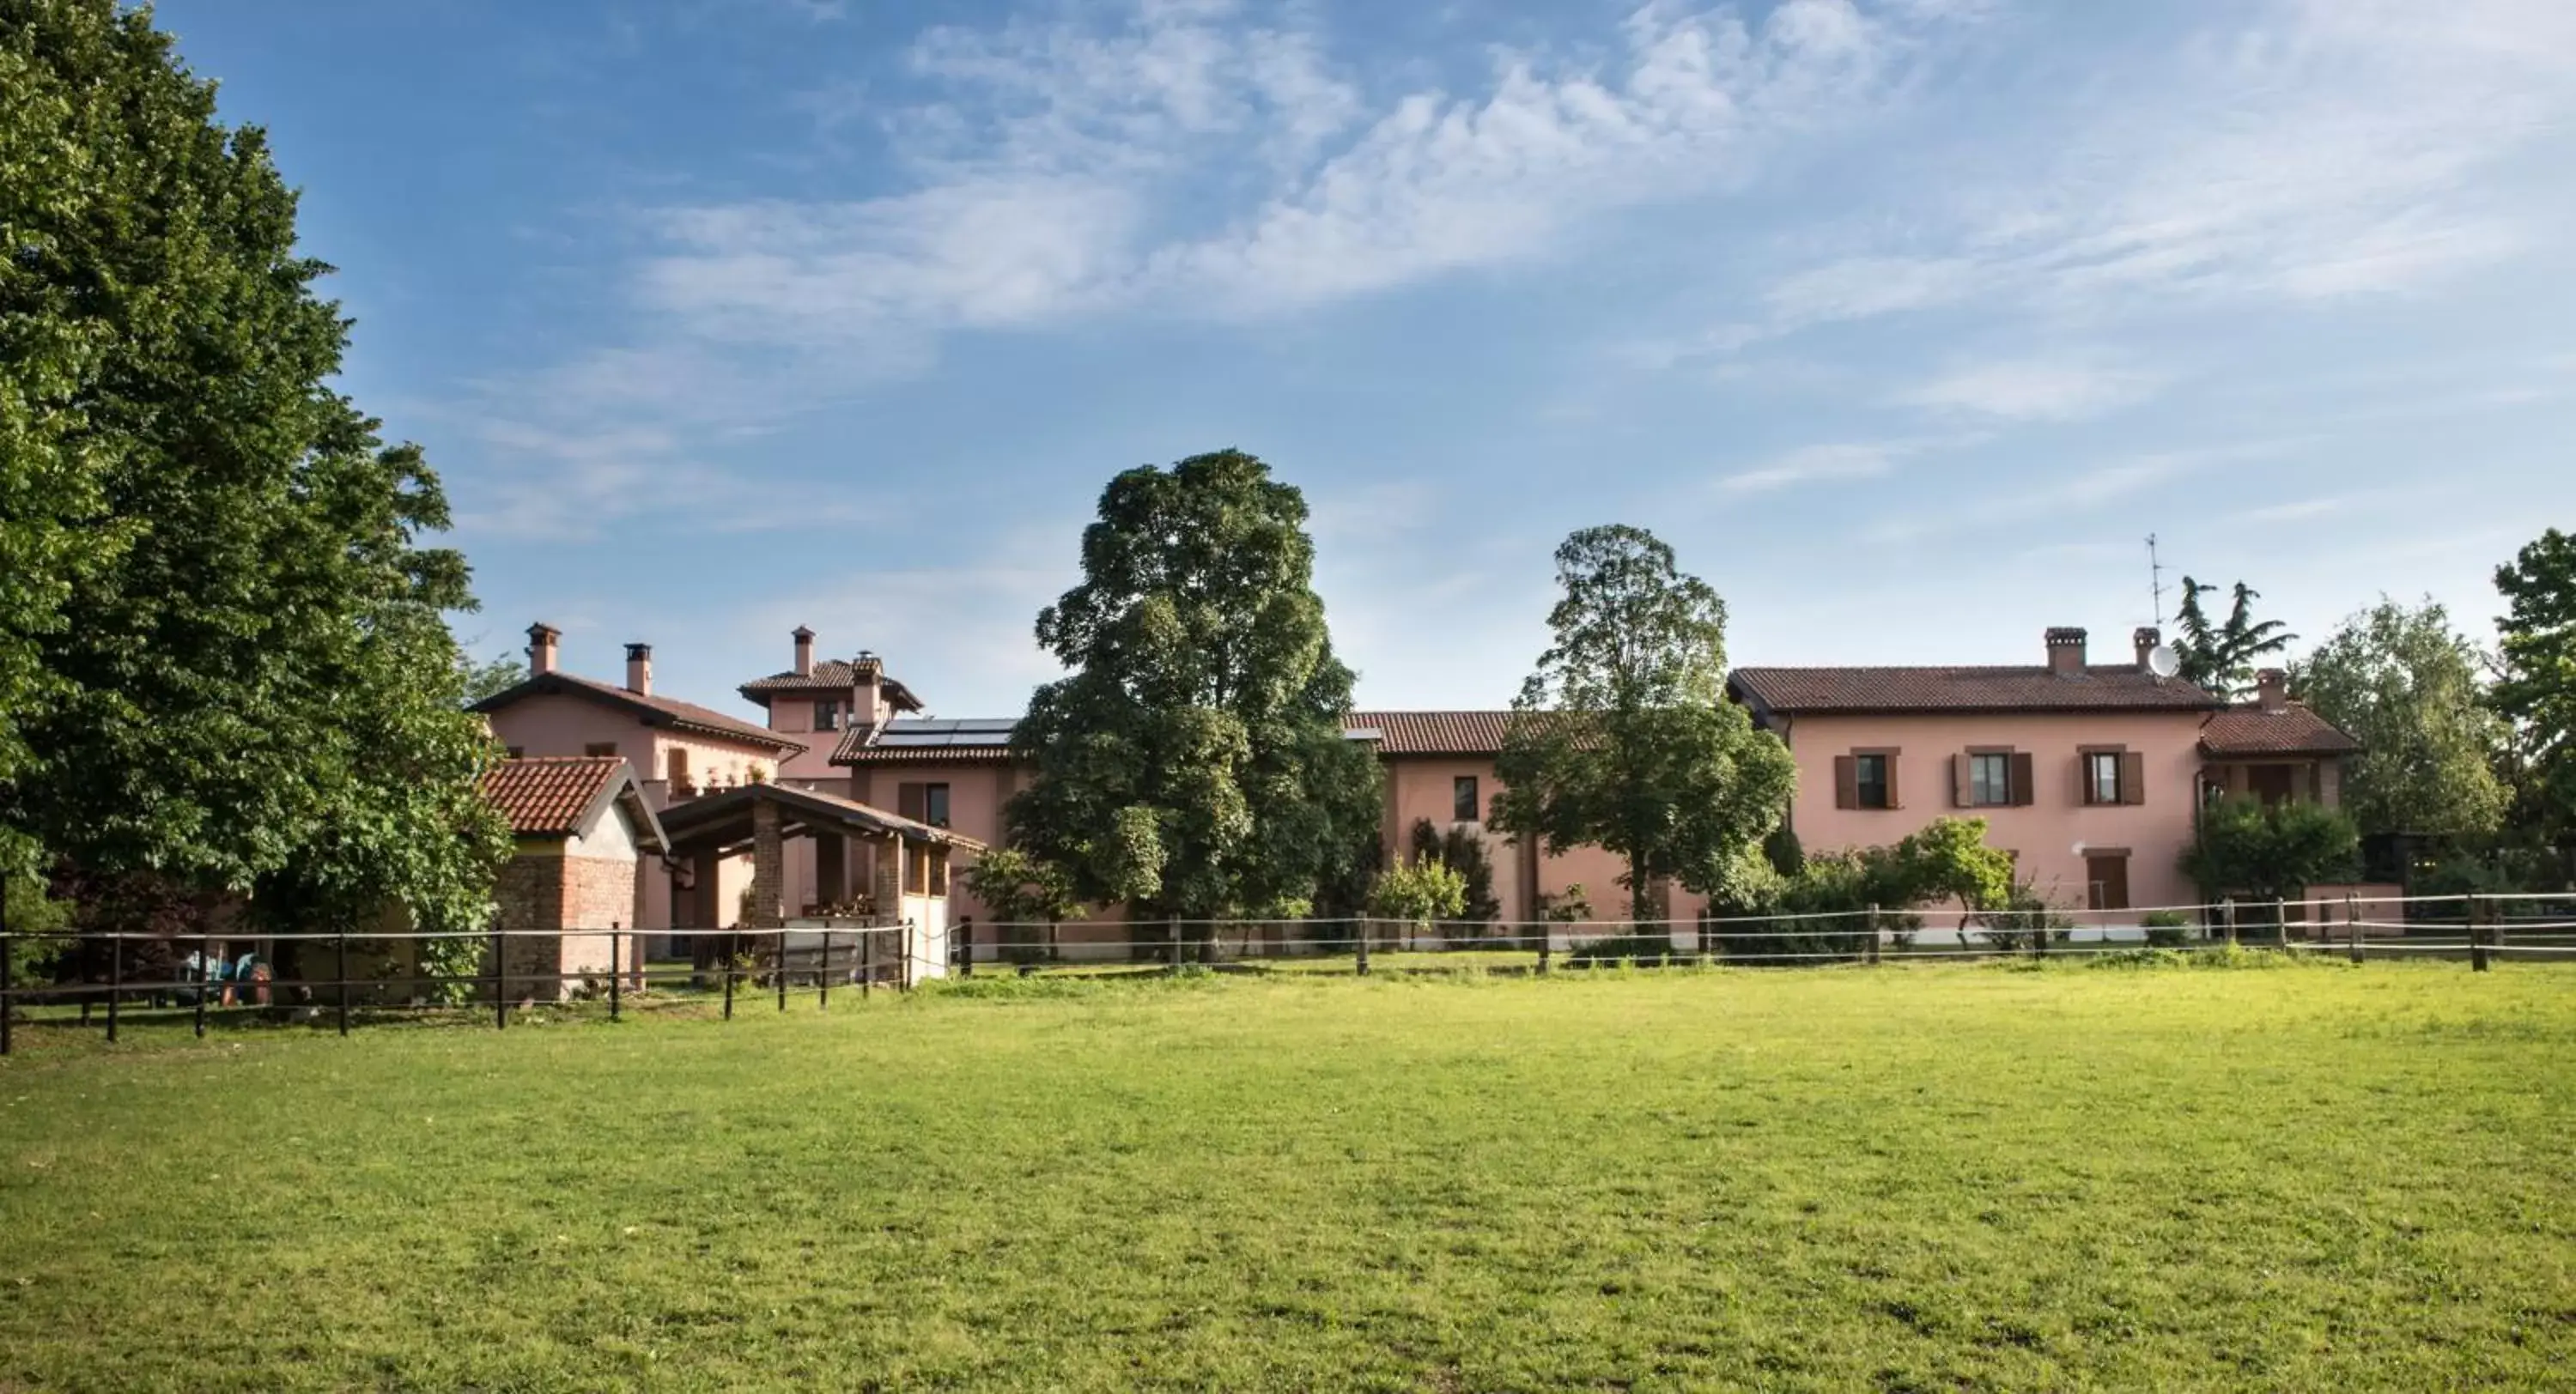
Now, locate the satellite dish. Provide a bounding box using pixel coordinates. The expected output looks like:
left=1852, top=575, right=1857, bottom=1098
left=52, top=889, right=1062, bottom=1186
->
left=2146, top=644, right=2181, bottom=680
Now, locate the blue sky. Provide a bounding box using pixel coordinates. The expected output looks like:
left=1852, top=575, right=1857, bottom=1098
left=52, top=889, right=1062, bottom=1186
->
left=161, top=0, right=2576, bottom=718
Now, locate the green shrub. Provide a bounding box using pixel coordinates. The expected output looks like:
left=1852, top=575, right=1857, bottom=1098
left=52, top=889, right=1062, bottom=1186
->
left=2140, top=908, right=2194, bottom=948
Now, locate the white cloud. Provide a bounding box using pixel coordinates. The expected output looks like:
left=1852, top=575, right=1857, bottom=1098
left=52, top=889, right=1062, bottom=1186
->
left=1715, top=440, right=1905, bottom=494
left=1893, top=358, right=2162, bottom=421
left=1747, top=0, right=2575, bottom=336
left=635, top=0, right=1975, bottom=352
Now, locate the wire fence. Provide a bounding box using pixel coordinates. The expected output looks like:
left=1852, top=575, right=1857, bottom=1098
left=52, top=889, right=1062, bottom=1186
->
left=3, top=890, right=2569, bottom=1054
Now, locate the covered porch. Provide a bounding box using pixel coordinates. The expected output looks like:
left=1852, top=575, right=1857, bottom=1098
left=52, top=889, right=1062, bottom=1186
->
left=657, top=782, right=987, bottom=986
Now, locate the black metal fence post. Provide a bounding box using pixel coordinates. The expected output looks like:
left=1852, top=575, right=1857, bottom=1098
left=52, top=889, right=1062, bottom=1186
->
left=336, top=924, right=351, bottom=1038
left=860, top=927, right=872, bottom=1000
left=2347, top=893, right=2363, bottom=966
left=960, top=917, right=974, bottom=979
left=493, top=921, right=507, bottom=1030
left=608, top=924, right=623, bottom=1022
left=1537, top=919, right=1552, bottom=975
left=1866, top=904, right=1882, bottom=965
left=106, top=930, right=121, bottom=1044
left=723, top=931, right=737, bottom=1019
left=1355, top=918, right=1370, bottom=977
left=818, top=926, right=832, bottom=1010
left=1, top=872, right=13, bottom=1058
left=2469, top=894, right=2490, bottom=973
left=194, top=930, right=209, bottom=1039
left=776, top=930, right=788, bottom=1013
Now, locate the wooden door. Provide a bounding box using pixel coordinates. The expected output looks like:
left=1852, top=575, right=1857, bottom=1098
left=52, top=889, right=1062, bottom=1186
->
left=2086, top=855, right=2130, bottom=912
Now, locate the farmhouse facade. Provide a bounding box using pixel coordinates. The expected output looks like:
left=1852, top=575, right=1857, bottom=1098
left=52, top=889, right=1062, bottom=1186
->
left=1728, top=626, right=2363, bottom=912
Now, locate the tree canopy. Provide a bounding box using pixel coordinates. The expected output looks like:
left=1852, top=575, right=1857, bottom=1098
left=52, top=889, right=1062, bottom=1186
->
left=2293, top=599, right=2508, bottom=839
left=0, top=1, right=507, bottom=932
left=1492, top=525, right=1795, bottom=919
left=2173, top=577, right=2295, bottom=700
left=2492, top=528, right=2576, bottom=839
left=1005, top=452, right=1381, bottom=936
left=2178, top=796, right=2360, bottom=908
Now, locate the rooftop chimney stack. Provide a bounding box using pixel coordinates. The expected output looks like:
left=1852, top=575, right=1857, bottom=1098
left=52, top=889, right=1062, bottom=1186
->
left=527, top=622, right=561, bottom=676
left=2257, top=668, right=2287, bottom=712
left=793, top=625, right=816, bottom=677
left=2044, top=627, right=2088, bottom=678
left=624, top=642, right=653, bottom=697
left=2133, top=626, right=2161, bottom=670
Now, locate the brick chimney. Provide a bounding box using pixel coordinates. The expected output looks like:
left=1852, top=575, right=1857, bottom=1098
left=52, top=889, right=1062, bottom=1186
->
left=624, top=642, right=653, bottom=697
left=2133, top=626, right=2161, bottom=670
left=793, top=625, right=815, bottom=677
left=2256, top=668, right=2287, bottom=711
left=527, top=622, right=561, bottom=676
left=2044, top=627, right=2088, bottom=678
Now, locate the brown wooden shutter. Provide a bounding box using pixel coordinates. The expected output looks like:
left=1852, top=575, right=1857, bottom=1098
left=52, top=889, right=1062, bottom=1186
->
left=1833, top=755, right=1858, bottom=809
left=2010, top=752, right=2035, bottom=807
left=1884, top=755, right=1901, bottom=809
left=1951, top=754, right=1971, bottom=809
left=2076, top=755, right=2095, bottom=806
left=896, top=782, right=926, bottom=821
left=2120, top=751, right=2147, bottom=805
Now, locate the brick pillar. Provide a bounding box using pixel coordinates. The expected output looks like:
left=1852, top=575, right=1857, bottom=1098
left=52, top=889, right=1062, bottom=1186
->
left=750, top=797, right=786, bottom=930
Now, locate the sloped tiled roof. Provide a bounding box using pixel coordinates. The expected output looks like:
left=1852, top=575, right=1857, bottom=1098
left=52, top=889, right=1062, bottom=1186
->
left=2199, top=703, right=2362, bottom=756
left=1727, top=666, right=2223, bottom=716
left=738, top=658, right=922, bottom=712
left=471, top=671, right=805, bottom=754
left=1348, top=711, right=1529, bottom=756
left=481, top=757, right=628, bottom=838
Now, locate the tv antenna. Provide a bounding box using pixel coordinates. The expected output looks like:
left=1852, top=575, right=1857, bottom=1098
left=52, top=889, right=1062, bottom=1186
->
left=2147, top=533, right=2167, bottom=627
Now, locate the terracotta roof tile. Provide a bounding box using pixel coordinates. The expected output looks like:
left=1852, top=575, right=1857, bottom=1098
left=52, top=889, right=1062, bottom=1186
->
left=1348, top=711, right=1528, bottom=756
left=481, top=757, right=627, bottom=837
left=471, top=672, right=805, bottom=754
left=2199, top=703, right=2362, bottom=756
left=1728, top=665, right=2222, bottom=715
left=738, top=658, right=922, bottom=712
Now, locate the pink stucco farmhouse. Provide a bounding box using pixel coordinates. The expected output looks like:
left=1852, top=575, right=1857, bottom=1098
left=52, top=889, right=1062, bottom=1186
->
left=470, top=618, right=2370, bottom=958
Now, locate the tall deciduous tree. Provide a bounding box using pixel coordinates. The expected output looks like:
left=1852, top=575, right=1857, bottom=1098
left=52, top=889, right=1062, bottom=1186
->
left=2493, top=529, right=2576, bottom=838
left=1493, top=525, right=1795, bottom=922
left=2173, top=576, right=2296, bottom=700
left=2293, top=599, right=2508, bottom=838
left=0, top=3, right=507, bottom=931
left=1005, top=452, right=1381, bottom=951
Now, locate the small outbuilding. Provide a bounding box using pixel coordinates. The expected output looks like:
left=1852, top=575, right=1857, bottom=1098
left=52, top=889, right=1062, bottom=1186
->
left=481, top=756, right=670, bottom=998
left=655, top=781, right=985, bottom=986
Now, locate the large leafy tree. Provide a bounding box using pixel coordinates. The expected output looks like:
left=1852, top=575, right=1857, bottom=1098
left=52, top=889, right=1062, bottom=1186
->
left=1005, top=452, right=1382, bottom=951
left=2293, top=599, right=2509, bottom=839
left=2178, top=796, right=2360, bottom=914
left=2173, top=576, right=2295, bottom=700
left=0, top=3, right=506, bottom=934
left=1493, top=525, right=1795, bottom=922
left=2492, top=529, right=2576, bottom=839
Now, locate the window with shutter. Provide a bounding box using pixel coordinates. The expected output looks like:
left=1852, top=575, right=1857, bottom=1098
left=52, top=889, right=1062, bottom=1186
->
left=2010, top=752, right=2036, bottom=807
left=2119, top=751, right=2147, bottom=805
left=1966, top=751, right=2011, bottom=806
left=1951, top=754, right=1971, bottom=809
left=1834, top=755, right=1858, bottom=809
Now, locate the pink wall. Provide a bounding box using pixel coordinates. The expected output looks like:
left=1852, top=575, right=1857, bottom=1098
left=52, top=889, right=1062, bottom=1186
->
left=486, top=693, right=784, bottom=932
left=1775, top=710, right=2210, bottom=911
left=1380, top=757, right=1653, bottom=924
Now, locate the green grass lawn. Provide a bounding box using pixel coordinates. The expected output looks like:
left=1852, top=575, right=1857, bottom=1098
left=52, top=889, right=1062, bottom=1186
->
left=3, top=961, right=2571, bottom=1391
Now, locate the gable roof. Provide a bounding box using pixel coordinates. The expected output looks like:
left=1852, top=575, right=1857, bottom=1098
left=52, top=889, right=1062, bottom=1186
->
left=1727, top=666, right=2224, bottom=717
left=1348, top=711, right=1525, bottom=756
left=738, top=657, right=923, bottom=713
left=2199, top=703, right=2362, bottom=757
left=658, top=780, right=987, bottom=853
left=471, top=671, right=805, bottom=754
left=481, top=756, right=669, bottom=850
